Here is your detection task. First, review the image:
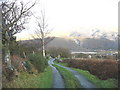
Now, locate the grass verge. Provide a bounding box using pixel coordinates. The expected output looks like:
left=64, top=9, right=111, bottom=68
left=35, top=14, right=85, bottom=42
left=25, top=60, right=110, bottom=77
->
left=54, top=61, right=118, bottom=88
left=72, top=68, right=118, bottom=88
left=54, top=60, right=68, bottom=67
left=52, top=64, right=82, bottom=89
left=5, top=66, right=52, bottom=88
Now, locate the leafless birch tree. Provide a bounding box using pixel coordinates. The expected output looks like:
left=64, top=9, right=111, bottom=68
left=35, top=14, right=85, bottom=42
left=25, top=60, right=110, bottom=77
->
left=34, top=10, right=53, bottom=57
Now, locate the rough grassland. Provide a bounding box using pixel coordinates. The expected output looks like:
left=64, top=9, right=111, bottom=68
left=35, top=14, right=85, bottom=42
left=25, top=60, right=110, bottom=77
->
left=5, top=66, right=52, bottom=88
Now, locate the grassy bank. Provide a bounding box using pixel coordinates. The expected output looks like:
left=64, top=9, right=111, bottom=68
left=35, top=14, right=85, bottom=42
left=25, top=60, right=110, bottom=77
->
left=72, top=68, right=118, bottom=88
left=5, top=66, right=52, bottom=88
left=52, top=64, right=82, bottom=89
left=54, top=61, right=118, bottom=88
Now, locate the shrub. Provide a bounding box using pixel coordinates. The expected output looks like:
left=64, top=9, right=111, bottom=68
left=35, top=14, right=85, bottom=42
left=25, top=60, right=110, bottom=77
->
left=28, top=54, right=47, bottom=72
left=2, top=66, right=15, bottom=81
left=11, top=55, right=26, bottom=72
left=63, top=59, right=118, bottom=80
left=24, top=61, right=32, bottom=73
left=3, top=55, right=26, bottom=85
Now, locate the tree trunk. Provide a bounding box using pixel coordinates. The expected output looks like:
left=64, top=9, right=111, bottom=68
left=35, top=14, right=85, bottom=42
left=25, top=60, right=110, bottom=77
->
left=5, top=49, right=11, bottom=68
left=33, top=51, right=35, bottom=54
left=4, top=42, right=12, bottom=68
left=42, top=38, right=45, bottom=57
left=23, top=52, right=26, bottom=58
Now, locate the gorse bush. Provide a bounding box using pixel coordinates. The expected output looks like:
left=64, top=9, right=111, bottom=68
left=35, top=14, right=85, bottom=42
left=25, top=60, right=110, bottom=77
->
left=28, top=54, right=48, bottom=72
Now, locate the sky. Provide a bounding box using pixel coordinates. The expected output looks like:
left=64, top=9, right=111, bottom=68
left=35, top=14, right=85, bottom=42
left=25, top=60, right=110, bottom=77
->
left=9, top=0, right=119, bottom=40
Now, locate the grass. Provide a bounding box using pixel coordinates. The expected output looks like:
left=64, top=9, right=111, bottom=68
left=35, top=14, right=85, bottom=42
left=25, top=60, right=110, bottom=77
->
left=52, top=64, right=82, bottom=89
left=72, top=68, right=118, bottom=88
left=5, top=66, right=52, bottom=88
left=54, top=60, right=68, bottom=67
left=54, top=61, right=118, bottom=88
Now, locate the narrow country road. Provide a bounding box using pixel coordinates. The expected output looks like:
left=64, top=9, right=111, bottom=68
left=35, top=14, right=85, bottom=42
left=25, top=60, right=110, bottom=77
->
left=48, top=58, right=65, bottom=88
left=49, top=58, right=97, bottom=89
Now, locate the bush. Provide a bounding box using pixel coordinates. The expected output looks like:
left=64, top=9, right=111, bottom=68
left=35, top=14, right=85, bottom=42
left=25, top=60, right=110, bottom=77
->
left=63, top=59, right=118, bottom=80
left=11, top=55, right=26, bottom=72
left=3, top=66, right=15, bottom=81
left=28, top=54, right=47, bottom=72
left=24, top=61, right=32, bottom=73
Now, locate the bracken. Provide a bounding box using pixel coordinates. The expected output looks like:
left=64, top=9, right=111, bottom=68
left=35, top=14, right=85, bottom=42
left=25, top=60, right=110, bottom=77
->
left=63, top=59, right=118, bottom=80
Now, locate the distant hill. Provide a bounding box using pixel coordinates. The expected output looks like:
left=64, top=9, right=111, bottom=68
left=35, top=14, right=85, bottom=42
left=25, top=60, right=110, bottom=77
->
left=46, top=37, right=87, bottom=51
left=82, top=38, right=118, bottom=50
left=18, top=37, right=118, bottom=52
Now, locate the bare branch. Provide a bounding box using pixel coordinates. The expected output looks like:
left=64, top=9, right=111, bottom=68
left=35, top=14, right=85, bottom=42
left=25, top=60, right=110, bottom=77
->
left=33, top=9, right=54, bottom=56
left=2, top=0, right=36, bottom=45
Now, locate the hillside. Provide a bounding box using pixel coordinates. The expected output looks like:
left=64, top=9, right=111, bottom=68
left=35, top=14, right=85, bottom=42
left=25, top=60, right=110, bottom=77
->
left=18, top=37, right=118, bottom=52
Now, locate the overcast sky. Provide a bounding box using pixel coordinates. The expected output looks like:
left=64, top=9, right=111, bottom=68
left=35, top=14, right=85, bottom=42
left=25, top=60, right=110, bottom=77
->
left=12, top=0, right=119, bottom=40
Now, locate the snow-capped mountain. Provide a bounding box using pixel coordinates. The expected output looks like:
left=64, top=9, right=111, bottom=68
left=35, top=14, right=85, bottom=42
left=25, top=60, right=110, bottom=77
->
left=69, top=29, right=118, bottom=41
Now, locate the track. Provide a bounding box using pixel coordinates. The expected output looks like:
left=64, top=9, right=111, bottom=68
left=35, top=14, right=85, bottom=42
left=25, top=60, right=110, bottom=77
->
left=48, top=58, right=65, bottom=88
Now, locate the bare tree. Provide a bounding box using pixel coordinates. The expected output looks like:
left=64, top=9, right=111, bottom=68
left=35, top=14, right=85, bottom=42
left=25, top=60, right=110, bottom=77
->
left=1, top=0, right=36, bottom=68
left=33, top=10, right=53, bottom=57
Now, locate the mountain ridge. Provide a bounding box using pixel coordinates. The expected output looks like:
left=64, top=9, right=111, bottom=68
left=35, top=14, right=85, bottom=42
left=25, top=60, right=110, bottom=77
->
left=18, top=36, right=118, bottom=52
